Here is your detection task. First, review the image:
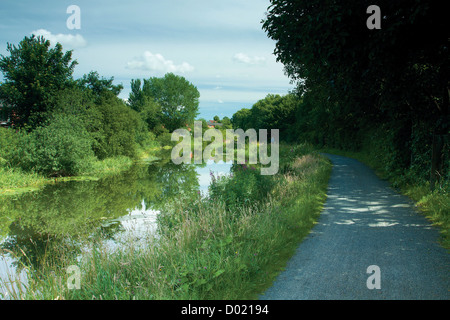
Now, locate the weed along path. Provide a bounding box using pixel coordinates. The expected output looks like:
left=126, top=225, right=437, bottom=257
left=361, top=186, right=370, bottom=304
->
left=260, top=154, right=449, bottom=300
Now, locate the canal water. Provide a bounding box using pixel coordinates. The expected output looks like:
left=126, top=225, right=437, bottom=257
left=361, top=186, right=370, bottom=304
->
left=0, top=157, right=232, bottom=297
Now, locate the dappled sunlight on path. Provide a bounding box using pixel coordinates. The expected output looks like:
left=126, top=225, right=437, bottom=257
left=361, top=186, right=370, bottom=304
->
left=261, top=154, right=449, bottom=300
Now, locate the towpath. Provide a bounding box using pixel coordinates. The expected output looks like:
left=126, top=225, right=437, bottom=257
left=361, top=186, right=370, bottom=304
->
left=260, top=154, right=449, bottom=300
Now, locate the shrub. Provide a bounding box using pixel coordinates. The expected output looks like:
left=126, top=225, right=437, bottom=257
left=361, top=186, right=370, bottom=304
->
left=209, top=163, right=275, bottom=210
left=157, top=132, right=175, bottom=148
left=0, top=127, right=22, bottom=165
left=12, top=114, right=96, bottom=176
left=88, top=96, right=143, bottom=160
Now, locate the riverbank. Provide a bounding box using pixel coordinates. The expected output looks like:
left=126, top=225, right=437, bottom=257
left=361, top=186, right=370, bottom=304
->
left=321, top=147, right=449, bottom=250
left=1, top=143, right=332, bottom=299
left=0, top=147, right=163, bottom=196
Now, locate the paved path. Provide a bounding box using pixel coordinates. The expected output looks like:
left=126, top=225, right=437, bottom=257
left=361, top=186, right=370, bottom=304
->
left=260, top=154, right=449, bottom=300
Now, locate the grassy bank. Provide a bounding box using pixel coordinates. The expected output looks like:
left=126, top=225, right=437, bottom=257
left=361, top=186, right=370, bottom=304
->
left=0, top=157, right=133, bottom=196
left=2, top=144, right=332, bottom=300
left=321, top=147, right=449, bottom=249
left=0, top=166, right=48, bottom=195
left=0, top=147, right=164, bottom=196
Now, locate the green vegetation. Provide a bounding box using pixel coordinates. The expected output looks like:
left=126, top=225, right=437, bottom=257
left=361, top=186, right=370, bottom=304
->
left=0, top=35, right=76, bottom=129
left=1, top=144, right=331, bottom=300
left=225, top=0, right=448, bottom=247
left=241, top=1, right=448, bottom=246
left=261, top=0, right=448, bottom=187
left=231, top=93, right=298, bottom=141
left=129, top=73, right=200, bottom=133
left=0, top=35, right=199, bottom=194
left=1, top=1, right=448, bottom=300
left=0, top=167, right=47, bottom=195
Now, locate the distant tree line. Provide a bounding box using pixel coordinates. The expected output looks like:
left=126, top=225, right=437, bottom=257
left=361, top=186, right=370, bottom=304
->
left=231, top=93, right=298, bottom=140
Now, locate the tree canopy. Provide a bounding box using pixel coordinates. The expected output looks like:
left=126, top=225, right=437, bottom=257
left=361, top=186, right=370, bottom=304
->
left=129, top=73, right=200, bottom=133
left=231, top=93, right=298, bottom=141
left=0, top=35, right=77, bottom=129
left=262, top=0, right=449, bottom=188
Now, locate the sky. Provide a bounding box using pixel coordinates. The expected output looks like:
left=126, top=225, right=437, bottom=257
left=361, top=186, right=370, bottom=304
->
left=0, top=0, right=294, bottom=120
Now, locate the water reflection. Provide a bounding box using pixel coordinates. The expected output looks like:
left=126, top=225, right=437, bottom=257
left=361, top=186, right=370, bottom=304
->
left=0, top=158, right=232, bottom=292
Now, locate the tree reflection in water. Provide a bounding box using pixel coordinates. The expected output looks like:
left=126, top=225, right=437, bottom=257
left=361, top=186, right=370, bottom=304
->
left=0, top=159, right=231, bottom=282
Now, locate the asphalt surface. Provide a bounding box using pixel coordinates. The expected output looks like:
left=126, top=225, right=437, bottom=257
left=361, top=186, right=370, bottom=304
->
left=260, top=154, right=449, bottom=300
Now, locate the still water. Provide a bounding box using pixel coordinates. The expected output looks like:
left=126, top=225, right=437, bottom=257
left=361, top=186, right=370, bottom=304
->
left=0, top=157, right=232, bottom=296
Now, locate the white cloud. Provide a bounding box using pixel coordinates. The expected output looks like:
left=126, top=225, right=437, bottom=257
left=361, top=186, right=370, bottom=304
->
left=233, top=52, right=266, bottom=65
left=31, top=29, right=87, bottom=49
left=126, top=51, right=194, bottom=73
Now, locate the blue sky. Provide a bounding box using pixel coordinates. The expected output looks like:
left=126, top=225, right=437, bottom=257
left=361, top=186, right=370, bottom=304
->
left=0, top=0, right=294, bottom=120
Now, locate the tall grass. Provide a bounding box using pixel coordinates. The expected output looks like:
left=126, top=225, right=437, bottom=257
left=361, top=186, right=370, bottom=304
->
left=1, top=144, right=332, bottom=300
left=0, top=167, right=47, bottom=195
left=80, top=156, right=134, bottom=178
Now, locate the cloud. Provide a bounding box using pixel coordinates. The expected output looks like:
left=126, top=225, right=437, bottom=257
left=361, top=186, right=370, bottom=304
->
left=233, top=52, right=266, bottom=65
left=126, top=51, right=194, bottom=73
left=31, top=29, right=87, bottom=49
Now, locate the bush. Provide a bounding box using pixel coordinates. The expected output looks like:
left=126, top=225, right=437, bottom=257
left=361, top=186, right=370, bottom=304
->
left=137, top=131, right=159, bottom=150
left=157, top=131, right=176, bottom=148
left=12, top=114, right=96, bottom=176
left=0, top=127, right=22, bottom=165
left=88, top=96, right=143, bottom=160
left=209, top=163, right=275, bottom=210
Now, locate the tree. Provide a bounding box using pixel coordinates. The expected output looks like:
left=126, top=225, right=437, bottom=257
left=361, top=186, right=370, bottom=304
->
left=143, top=73, right=200, bottom=132
left=231, top=108, right=252, bottom=130
left=128, top=78, right=145, bottom=109
left=262, top=0, right=449, bottom=187
left=85, top=94, right=143, bottom=160
left=76, top=71, right=123, bottom=101
left=221, top=116, right=232, bottom=129
left=128, top=78, right=162, bottom=131
left=231, top=94, right=298, bottom=141
left=250, top=94, right=297, bottom=133
left=0, top=35, right=77, bottom=129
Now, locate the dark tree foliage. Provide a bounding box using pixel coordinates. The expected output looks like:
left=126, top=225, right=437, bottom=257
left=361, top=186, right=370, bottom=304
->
left=262, top=0, right=449, bottom=188
left=231, top=94, right=299, bottom=141
left=0, top=35, right=77, bottom=129
left=76, top=71, right=123, bottom=101
left=128, top=78, right=162, bottom=131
